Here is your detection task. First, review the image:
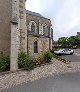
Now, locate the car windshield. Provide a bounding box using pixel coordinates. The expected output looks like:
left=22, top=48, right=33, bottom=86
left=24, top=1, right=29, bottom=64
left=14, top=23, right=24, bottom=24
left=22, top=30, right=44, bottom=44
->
left=58, top=49, right=71, bottom=52
left=58, top=49, right=65, bottom=52
left=65, top=49, right=71, bottom=51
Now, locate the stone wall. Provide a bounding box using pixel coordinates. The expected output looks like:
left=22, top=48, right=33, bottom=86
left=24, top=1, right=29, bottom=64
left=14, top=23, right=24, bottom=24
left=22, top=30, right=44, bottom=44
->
left=19, top=0, right=27, bottom=52
left=26, top=14, right=51, bottom=35
left=28, top=36, right=49, bottom=59
left=0, top=0, right=12, bottom=55
left=0, top=0, right=27, bottom=71
left=26, top=12, right=52, bottom=58
left=10, top=0, right=27, bottom=71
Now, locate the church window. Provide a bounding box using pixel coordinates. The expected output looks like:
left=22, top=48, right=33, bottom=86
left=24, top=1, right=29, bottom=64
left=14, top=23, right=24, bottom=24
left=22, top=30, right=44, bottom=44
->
left=43, top=26, right=45, bottom=35
left=31, top=23, right=35, bottom=32
left=34, top=41, right=38, bottom=53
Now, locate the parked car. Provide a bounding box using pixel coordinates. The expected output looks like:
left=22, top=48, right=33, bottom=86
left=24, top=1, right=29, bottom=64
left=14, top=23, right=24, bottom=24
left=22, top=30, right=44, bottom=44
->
left=72, top=45, right=77, bottom=49
left=54, top=49, right=74, bottom=55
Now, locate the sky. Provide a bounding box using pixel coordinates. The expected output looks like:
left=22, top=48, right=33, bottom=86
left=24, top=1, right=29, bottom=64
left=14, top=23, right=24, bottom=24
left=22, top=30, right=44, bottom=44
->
left=26, top=0, right=80, bottom=41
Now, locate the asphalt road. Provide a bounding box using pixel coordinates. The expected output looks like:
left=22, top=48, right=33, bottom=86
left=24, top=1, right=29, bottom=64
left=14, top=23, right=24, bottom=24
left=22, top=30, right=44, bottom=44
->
left=61, top=49, right=80, bottom=62
left=3, top=72, right=80, bottom=92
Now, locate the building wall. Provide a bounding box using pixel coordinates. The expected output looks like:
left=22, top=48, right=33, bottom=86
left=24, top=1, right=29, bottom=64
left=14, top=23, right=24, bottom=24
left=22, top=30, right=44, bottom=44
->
left=26, top=13, right=52, bottom=58
left=49, top=28, right=53, bottom=50
left=19, top=0, right=27, bottom=52
left=10, top=0, right=27, bottom=71
left=0, top=0, right=27, bottom=71
left=26, top=14, right=51, bottom=35
left=28, top=36, right=49, bottom=59
left=0, top=0, right=12, bottom=55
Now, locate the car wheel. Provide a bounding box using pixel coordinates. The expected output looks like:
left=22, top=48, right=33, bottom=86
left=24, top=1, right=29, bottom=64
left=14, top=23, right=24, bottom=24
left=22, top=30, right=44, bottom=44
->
left=70, top=53, right=73, bottom=55
left=58, top=53, right=62, bottom=56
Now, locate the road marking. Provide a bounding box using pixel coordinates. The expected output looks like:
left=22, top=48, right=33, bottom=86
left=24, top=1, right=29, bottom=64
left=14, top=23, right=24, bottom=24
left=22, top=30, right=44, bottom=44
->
left=74, top=53, right=80, bottom=56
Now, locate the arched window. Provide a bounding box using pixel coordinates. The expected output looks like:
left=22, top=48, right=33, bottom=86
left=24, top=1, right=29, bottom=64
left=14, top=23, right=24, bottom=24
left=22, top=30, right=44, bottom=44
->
left=29, top=21, right=37, bottom=33
left=43, top=26, right=45, bottom=35
left=31, top=23, right=35, bottom=32
left=34, top=41, right=38, bottom=53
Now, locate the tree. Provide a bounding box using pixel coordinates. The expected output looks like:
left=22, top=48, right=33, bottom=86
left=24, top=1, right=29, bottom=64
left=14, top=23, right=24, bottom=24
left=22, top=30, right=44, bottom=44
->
left=58, top=37, right=68, bottom=48
left=58, top=36, right=80, bottom=48
left=68, top=36, right=80, bottom=46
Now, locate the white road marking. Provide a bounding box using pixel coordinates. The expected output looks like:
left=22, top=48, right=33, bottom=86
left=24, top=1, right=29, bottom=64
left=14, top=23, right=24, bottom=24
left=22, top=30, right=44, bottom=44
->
left=74, top=53, right=80, bottom=56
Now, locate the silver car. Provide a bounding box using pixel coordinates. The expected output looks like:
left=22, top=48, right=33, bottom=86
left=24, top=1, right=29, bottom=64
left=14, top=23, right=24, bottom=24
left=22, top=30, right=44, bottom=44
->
left=54, top=49, right=74, bottom=55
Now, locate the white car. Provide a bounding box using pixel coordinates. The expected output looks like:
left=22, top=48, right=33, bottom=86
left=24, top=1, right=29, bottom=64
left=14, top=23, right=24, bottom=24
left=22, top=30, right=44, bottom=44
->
left=54, top=49, right=74, bottom=55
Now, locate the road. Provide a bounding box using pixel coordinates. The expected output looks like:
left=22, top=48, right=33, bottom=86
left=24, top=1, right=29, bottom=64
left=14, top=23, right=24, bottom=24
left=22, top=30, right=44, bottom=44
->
left=3, top=72, right=80, bottom=92
left=61, top=49, right=80, bottom=62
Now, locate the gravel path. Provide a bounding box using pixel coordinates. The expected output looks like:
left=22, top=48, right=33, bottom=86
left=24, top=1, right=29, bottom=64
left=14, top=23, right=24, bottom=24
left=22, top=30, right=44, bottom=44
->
left=0, top=58, right=80, bottom=91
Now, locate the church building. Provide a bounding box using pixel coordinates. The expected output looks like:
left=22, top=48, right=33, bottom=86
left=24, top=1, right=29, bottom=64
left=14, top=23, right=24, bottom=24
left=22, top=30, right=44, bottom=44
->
left=0, top=0, right=53, bottom=71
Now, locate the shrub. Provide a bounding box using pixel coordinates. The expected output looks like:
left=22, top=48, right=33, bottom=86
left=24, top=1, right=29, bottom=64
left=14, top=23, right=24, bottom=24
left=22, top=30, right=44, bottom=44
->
left=33, top=57, right=42, bottom=66
left=18, top=51, right=28, bottom=68
left=50, top=49, right=56, bottom=58
left=0, top=53, right=10, bottom=71
left=44, top=50, right=53, bottom=63
left=25, top=61, right=36, bottom=70
left=18, top=51, right=35, bottom=70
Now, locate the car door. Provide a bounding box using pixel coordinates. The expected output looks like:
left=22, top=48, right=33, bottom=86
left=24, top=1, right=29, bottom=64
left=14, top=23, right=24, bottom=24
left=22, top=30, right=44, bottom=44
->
left=61, top=50, right=66, bottom=54
left=61, top=49, right=69, bottom=54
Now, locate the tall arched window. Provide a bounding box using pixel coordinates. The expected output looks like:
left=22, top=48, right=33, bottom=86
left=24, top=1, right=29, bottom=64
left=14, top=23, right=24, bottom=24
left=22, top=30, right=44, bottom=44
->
left=43, top=26, right=45, bottom=35
left=31, top=23, right=35, bottom=32
left=34, top=41, right=38, bottom=53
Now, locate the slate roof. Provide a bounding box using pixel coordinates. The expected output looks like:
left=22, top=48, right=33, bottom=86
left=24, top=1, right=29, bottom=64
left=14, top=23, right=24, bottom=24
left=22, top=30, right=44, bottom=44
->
left=26, top=10, right=43, bottom=17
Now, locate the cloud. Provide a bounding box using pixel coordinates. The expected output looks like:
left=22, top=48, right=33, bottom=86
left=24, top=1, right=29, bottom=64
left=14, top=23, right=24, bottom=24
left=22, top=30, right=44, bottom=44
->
left=26, top=0, right=41, bottom=13
left=26, top=0, right=80, bottom=40
left=55, top=0, right=80, bottom=34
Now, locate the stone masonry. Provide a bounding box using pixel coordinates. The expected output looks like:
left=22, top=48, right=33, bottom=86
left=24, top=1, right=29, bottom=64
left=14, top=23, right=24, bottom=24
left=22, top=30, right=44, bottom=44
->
left=0, top=0, right=27, bottom=71
left=26, top=10, right=53, bottom=58
left=11, top=0, right=27, bottom=71
left=0, top=1, right=53, bottom=71
left=0, top=0, right=12, bottom=55
left=28, top=37, right=49, bottom=58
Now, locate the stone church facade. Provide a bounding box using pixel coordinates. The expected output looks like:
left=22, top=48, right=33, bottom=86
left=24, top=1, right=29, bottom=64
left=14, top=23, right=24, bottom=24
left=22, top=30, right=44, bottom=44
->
left=26, top=10, right=53, bottom=59
left=0, top=0, right=53, bottom=71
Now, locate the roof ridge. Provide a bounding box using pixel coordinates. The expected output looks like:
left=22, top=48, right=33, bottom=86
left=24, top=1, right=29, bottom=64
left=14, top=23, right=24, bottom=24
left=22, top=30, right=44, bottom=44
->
left=26, top=10, right=43, bottom=17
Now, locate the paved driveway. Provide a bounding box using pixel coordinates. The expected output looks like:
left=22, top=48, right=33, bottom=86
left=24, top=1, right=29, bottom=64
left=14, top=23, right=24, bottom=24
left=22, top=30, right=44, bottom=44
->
left=3, top=72, right=80, bottom=92
left=61, top=49, right=80, bottom=62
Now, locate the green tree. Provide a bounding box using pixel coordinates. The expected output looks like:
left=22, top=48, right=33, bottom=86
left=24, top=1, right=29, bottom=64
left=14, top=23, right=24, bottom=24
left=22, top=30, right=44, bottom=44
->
left=68, top=36, right=80, bottom=46
left=58, top=37, right=68, bottom=48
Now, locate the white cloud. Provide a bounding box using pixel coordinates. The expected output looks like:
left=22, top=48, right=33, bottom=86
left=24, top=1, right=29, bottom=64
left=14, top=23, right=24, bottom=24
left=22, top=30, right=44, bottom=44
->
left=26, top=0, right=41, bottom=13
left=55, top=0, right=80, bottom=35
left=26, top=0, right=80, bottom=40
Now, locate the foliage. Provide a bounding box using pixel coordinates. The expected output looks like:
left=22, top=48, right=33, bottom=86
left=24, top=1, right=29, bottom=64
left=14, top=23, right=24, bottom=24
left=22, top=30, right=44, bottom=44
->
left=44, top=50, right=53, bottom=63
left=67, top=36, right=80, bottom=46
left=58, top=36, right=80, bottom=48
left=50, top=50, right=56, bottom=58
left=0, top=53, right=10, bottom=71
left=33, top=57, right=42, bottom=66
left=18, top=51, right=28, bottom=67
left=25, top=61, right=36, bottom=70
left=18, top=51, right=35, bottom=70
left=58, top=37, right=68, bottom=48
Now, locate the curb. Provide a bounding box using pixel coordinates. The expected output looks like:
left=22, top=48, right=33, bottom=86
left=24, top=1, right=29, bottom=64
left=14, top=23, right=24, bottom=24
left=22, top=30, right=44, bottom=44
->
left=0, top=69, right=23, bottom=75
left=55, top=55, right=71, bottom=64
